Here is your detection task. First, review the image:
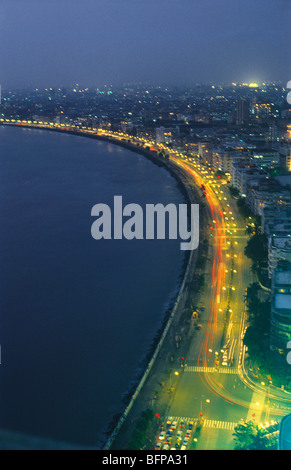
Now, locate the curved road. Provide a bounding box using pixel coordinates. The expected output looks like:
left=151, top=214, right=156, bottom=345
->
left=3, top=121, right=290, bottom=449
left=162, top=154, right=291, bottom=449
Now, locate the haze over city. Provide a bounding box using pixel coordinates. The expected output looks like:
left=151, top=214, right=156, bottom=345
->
left=0, top=0, right=290, bottom=90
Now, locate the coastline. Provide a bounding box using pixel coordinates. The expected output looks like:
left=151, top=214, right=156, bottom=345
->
left=1, top=122, right=206, bottom=449
left=0, top=123, right=191, bottom=205
left=107, top=165, right=206, bottom=450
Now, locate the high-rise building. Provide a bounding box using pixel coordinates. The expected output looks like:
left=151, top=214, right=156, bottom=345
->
left=279, top=141, right=291, bottom=172
left=268, top=121, right=279, bottom=142
left=236, top=98, right=250, bottom=125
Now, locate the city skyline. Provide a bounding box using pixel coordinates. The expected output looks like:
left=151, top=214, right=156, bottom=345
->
left=0, top=0, right=290, bottom=89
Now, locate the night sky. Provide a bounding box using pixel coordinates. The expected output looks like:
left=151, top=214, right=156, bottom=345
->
left=0, top=0, right=290, bottom=89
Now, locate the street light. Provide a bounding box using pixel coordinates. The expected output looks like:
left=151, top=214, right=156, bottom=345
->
left=200, top=395, right=210, bottom=415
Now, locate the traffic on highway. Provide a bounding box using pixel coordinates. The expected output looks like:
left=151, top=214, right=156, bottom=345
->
left=3, top=120, right=291, bottom=450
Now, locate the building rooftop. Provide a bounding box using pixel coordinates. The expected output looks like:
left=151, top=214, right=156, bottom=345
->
left=274, top=293, right=291, bottom=310
left=275, top=270, right=291, bottom=286
left=272, top=238, right=291, bottom=249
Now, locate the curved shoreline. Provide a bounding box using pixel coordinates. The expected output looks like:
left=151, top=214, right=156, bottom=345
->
left=1, top=123, right=191, bottom=206
left=1, top=122, right=203, bottom=449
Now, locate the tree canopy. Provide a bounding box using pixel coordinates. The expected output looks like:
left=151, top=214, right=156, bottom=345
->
left=244, top=233, right=267, bottom=269
left=233, top=421, right=277, bottom=450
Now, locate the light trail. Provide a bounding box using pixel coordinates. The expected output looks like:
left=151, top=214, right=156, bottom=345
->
left=168, top=155, right=291, bottom=418
left=4, top=121, right=291, bottom=420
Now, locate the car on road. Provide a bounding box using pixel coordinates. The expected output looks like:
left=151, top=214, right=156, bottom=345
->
left=222, top=351, right=229, bottom=366
left=158, top=431, right=166, bottom=440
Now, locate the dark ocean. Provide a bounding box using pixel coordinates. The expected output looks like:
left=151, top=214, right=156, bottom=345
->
left=0, top=126, right=187, bottom=448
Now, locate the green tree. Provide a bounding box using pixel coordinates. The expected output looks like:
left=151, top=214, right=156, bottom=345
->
left=244, top=233, right=267, bottom=269
left=127, top=408, right=155, bottom=449
left=243, top=282, right=271, bottom=364
left=233, top=421, right=273, bottom=450
left=245, top=224, right=254, bottom=236
left=237, top=197, right=253, bottom=218
left=228, top=186, right=240, bottom=197
left=245, top=282, right=261, bottom=316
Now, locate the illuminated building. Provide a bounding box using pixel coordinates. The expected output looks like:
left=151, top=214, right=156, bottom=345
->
left=270, top=261, right=291, bottom=354
left=198, top=141, right=213, bottom=165
left=230, top=160, right=267, bottom=195
left=251, top=148, right=279, bottom=168
left=252, top=102, right=272, bottom=117
left=279, top=141, right=291, bottom=172
left=155, top=126, right=179, bottom=144
left=246, top=178, right=291, bottom=217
